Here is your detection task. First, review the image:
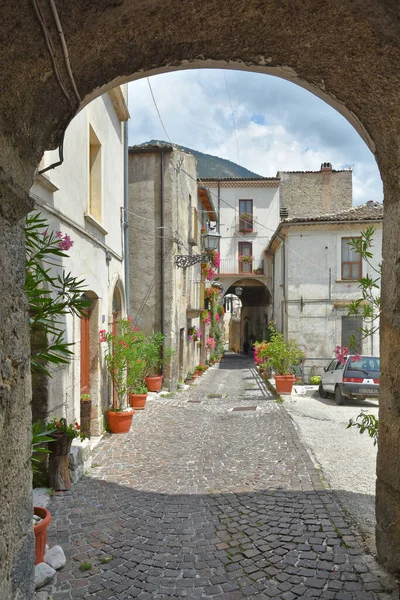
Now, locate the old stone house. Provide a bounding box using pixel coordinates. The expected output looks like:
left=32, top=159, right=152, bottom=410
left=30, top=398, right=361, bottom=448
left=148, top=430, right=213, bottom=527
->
left=128, top=144, right=217, bottom=388
left=199, top=176, right=280, bottom=351
left=267, top=201, right=383, bottom=361
left=29, top=86, right=129, bottom=437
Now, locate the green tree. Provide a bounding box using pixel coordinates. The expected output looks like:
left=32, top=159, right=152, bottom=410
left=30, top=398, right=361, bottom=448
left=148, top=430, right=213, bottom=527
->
left=345, top=226, right=381, bottom=444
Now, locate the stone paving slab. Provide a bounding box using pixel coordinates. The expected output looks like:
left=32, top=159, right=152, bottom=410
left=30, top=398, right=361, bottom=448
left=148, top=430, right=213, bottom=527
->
left=39, top=354, right=396, bottom=599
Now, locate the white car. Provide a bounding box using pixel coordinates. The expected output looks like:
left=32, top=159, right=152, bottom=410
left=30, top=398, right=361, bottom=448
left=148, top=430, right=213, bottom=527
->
left=319, top=355, right=380, bottom=405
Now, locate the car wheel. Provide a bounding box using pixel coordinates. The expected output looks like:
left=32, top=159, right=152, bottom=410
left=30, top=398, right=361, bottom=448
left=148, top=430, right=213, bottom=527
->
left=318, top=382, right=328, bottom=398
left=335, top=385, right=345, bottom=406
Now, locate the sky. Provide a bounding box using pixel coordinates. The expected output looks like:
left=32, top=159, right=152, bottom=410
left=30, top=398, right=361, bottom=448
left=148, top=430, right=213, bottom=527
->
left=128, top=69, right=382, bottom=206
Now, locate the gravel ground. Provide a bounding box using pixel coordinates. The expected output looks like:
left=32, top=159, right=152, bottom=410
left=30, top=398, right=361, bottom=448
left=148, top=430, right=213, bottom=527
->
left=282, top=386, right=379, bottom=553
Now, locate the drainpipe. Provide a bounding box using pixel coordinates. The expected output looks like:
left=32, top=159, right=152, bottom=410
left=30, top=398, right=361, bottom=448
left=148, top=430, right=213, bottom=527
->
left=123, top=120, right=130, bottom=315
left=160, top=151, right=165, bottom=373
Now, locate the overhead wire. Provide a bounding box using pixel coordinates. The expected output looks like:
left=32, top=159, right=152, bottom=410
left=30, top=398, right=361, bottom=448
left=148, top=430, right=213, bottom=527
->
left=146, top=77, right=332, bottom=276
left=223, top=70, right=241, bottom=166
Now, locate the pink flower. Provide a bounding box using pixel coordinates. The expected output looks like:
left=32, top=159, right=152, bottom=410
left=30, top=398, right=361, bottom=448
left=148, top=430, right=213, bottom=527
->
left=99, top=329, right=107, bottom=343
left=56, top=231, right=63, bottom=238
left=137, top=359, right=141, bottom=364
left=352, top=354, right=362, bottom=362
left=58, top=234, right=74, bottom=251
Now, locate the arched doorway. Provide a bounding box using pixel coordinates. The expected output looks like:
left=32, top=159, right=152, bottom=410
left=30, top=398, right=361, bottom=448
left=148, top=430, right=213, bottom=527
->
left=1, top=4, right=400, bottom=594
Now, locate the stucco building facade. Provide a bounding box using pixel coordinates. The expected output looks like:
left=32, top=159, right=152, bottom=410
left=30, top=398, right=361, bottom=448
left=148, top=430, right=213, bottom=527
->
left=200, top=177, right=280, bottom=351
left=30, top=86, right=129, bottom=437
left=268, top=202, right=382, bottom=367
left=128, top=144, right=217, bottom=388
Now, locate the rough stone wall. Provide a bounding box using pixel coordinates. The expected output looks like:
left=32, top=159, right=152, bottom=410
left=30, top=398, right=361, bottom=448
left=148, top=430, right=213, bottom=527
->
left=128, top=151, right=163, bottom=333
left=1, top=0, right=400, bottom=591
left=0, top=203, right=35, bottom=599
left=279, top=169, right=352, bottom=218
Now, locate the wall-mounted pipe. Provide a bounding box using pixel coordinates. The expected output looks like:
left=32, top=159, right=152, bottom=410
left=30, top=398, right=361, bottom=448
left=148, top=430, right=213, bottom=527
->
left=123, top=120, right=130, bottom=314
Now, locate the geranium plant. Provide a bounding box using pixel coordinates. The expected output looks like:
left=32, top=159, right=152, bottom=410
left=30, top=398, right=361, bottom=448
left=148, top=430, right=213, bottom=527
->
left=239, top=254, right=254, bottom=264
left=201, top=263, right=216, bottom=281
left=46, top=417, right=86, bottom=441
left=188, top=326, right=201, bottom=342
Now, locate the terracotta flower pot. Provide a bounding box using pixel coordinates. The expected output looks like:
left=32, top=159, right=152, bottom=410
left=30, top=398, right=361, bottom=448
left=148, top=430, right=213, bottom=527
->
left=274, top=374, right=295, bottom=394
left=33, top=506, right=51, bottom=565
left=129, top=393, right=148, bottom=410
left=107, top=410, right=134, bottom=434
left=195, top=370, right=202, bottom=377
left=145, top=375, right=163, bottom=392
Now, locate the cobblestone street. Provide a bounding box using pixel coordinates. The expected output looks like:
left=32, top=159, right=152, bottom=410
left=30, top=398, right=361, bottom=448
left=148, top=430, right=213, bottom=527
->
left=41, top=354, right=395, bottom=599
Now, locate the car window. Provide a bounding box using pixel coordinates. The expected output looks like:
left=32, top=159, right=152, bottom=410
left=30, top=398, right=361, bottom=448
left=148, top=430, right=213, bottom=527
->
left=345, top=356, right=380, bottom=374
left=335, top=361, right=344, bottom=370
left=326, top=359, right=337, bottom=371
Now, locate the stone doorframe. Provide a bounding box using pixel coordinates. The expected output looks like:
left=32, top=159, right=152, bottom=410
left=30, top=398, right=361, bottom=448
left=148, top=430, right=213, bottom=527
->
left=1, top=2, right=400, bottom=597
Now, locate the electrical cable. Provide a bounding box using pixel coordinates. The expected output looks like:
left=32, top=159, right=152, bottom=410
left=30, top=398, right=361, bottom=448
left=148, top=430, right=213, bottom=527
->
left=223, top=71, right=240, bottom=166
left=31, top=0, right=75, bottom=109
left=48, top=0, right=81, bottom=103
left=146, top=77, right=332, bottom=275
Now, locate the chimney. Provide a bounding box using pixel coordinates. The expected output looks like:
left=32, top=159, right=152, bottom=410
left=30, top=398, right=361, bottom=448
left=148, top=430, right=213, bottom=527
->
left=320, top=162, right=332, bottom=171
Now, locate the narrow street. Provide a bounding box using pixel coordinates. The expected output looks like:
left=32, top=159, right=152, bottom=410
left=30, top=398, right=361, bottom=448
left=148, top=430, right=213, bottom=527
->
left=41, top=354, right=395, bottom=599
left=283, top=388, right=379, bottom=554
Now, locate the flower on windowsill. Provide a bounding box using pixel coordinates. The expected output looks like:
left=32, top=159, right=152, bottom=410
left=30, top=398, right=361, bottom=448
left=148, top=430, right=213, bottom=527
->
left=239, top=255, right=254, bottom=264
left=188, top=326, right=201, bottom=342
left=240, top=213, right=254, bottom=223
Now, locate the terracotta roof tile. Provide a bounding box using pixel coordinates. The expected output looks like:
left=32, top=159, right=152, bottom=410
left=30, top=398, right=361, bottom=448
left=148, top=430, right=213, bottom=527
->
left=282, top=201, right=383, bottom=224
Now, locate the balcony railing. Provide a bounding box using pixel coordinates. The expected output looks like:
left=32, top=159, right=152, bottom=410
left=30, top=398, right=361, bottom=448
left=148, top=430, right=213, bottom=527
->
left=234, top=215, right=258, bottom=235
left=187, top=279, right=204, bottom=312
left=218, top=259, right=265, bottom=276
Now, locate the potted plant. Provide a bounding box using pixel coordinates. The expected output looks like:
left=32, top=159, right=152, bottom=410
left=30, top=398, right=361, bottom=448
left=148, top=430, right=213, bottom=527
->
left=195, top=364, right=207, bottom=376
left=46, top=418, right=86, bottom=490
left=80, top=393, right=92, bottom=438
left=31, top=421, right=55, bottom=564
left=100, top=320, right=136, bottom=433
left=184, top=371, right=194, bottom=384
left=254, top=324, right=304, bottom=394
left=142, top=331, right=173, bottom=392
left=33, top=506, right=52, bottom=565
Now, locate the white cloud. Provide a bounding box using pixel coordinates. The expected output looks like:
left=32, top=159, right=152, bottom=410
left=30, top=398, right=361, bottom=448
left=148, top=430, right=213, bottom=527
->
left=128, top=70, right=382, bottom=205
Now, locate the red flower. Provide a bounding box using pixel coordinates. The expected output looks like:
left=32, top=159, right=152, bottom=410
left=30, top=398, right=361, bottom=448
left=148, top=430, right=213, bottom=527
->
left=56, top=422, right=61, bottom=428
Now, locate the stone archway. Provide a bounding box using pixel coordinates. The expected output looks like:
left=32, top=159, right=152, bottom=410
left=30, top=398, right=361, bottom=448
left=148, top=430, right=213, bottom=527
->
left=1, top=2, right=400, bottom=596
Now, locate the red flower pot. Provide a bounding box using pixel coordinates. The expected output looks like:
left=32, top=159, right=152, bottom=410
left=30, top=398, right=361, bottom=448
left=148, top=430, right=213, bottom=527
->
left=274, top=374, right=295, bottom=394
left=129, top=393, right=148, bottom=410
left=107, top=410, right=134, bottom=434
left=145, top=375, right=163, bottom=392
left=33, top=506, right=51, bottom=565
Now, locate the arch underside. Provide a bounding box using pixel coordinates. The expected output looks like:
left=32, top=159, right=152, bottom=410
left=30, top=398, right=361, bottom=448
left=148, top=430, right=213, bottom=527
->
left=1, top=2, right=400, bottom=594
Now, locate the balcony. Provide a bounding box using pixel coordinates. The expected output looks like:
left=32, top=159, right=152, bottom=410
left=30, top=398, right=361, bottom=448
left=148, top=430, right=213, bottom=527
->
left=218, top=258, right=265, bottom=276
left=234, top=215, right=258, bottom=235
left=187, top=279, right=204, bottom=316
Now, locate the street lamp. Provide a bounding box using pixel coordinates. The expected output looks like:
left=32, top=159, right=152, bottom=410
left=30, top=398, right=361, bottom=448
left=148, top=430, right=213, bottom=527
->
left=175, top=231, right=221, bottom=268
